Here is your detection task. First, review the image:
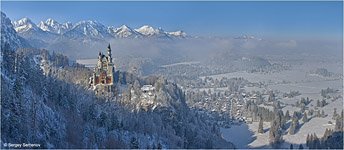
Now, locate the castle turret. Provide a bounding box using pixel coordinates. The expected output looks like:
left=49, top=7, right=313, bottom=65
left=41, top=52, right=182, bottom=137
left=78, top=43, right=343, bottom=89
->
left=107, top=44, right=115, bottom=85
left=98, top=52, right=103, bottom=69
left=107, top=44, right=112, bottom=63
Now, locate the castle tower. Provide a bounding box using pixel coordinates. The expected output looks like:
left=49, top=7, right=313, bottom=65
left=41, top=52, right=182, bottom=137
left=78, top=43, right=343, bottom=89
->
left=107, top=44, right=115, bottom=85
left=107, top=44, right=113, bottom=63
left=98, top=52, right=103, bottom=69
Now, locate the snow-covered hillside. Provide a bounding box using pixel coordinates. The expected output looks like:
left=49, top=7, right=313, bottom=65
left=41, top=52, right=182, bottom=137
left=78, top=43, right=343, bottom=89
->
left=1, top=11, right=234, bottom=149
left=0, top=12, right=30, bottom=51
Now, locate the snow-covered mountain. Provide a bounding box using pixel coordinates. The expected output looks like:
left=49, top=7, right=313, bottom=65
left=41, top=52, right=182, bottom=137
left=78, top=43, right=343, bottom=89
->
left=37, top=18, right=73, bottom=34
left=13, top=17, right=188, bottom=39
left=234, top=35, right=262, bottom=41
left=167, top=30, right=187, bottom=38
left=0, top=12, right=30, bottom=51
left=135, top=25, right=169, bottom=38
left=10, top=16, right=190, bottom=48
left=63, top=20, right=112, bottom=40
left=12, top=17, right=41, bottom=33
left=108, top=25, right=142, bottom=38
left=134, top=25, right=187, bottom=39
left=12, top=17, right=58, bottom=45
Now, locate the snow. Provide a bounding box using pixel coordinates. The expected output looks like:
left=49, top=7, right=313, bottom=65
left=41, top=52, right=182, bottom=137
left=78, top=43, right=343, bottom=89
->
left=12, top=15, right=189, bottom=40
left=37, top=18, right=73, bottom=34
left=247, top=121, right=271, bottom=148
left=220, top=96, right=343, bottom=149
left=258, top=104, right=274, bottom=111
left=108, top=25, right=142, bottom=38
left=216, top=60, right=343, bottom=148
left=134, top=25, right=186, bottom=38
left=270, top=80, right=342, bottom=95
left=221, top=115, right=340, bottom=149
left=203, top=66, right=341, bottom=86
left=167, top=30, right=187, bottom=37
left=220, top=123, right=255, bottom=148
left=13, top=17, right=39, bottom=33
left=135, top=25, right=162, bottom=36
left=141, top=85, right=155, bottom=92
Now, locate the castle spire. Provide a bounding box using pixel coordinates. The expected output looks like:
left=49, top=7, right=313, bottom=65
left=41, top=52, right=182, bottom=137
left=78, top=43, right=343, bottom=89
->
left=107, top=43, right=112, bottom=63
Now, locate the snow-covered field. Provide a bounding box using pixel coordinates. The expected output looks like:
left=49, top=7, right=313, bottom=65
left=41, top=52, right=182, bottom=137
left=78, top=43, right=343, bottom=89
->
left=269, top=80, right=342, bottom=94
left=221, top=103, right=341, bottom=149
left=220, top=123, right=255, bottom=149
left=217, top=61, right=343, bottom=149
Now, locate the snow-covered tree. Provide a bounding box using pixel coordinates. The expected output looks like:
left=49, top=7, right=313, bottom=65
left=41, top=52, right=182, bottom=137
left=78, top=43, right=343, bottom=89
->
left=289, top=112, right=299, bottom=135
left=302, top=112, right=308, bottom=123
left=258, top=116, right=264, bottom=133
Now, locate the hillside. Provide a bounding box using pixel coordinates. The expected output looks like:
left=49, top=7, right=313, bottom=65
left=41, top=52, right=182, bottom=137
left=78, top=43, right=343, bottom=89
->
left=1, top=47, right=234, bottom=148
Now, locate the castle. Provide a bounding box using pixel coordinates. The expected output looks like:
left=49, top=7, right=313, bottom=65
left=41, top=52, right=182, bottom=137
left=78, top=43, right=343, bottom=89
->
left=90, top=44, right=115, bottom=95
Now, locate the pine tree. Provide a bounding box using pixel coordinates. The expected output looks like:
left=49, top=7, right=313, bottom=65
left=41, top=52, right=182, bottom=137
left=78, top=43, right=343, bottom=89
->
left=335, top=116, right=343, bottom=131
left=289, top=121, right=296, bottom=135
left=2, top=43, right=14, bottom=74
left=258, top=116, right=264, bottom=133
left=130, top=137, right=139, bottom=149
left=312, top=133, right=320, bottom=149
left=269, top=119, right=282, bottom=148
left=300, top=103, right=306, bottom=112
left=285, top=110, right=291, bottom=120
left=321, top=99, right=327, bottom=107
left=13, top=76, right=24, bottom=99
left=289, top=112, right=299, bottom=135
left=308, top=109, right=314, bottom=116
left=296, top=101, right=300, bottom=107
left=321, top=110, right=325, bottom=118
left=273, top=109, right=285, bottom=129
left=317, top=110, right=321, bottom=118
left=302, top=112, right=308, bottom=123
left=157, top=142, right=162, bottom=149
left=322, top=128, right=330, bottom=140
left=317, top=100, right=321, bottom=107
left=309, top=134, right=314, bottom=148
left=268, top=91, right=275, bottom=102
left=306, top=134, right=310, bottom=147
left=332, top=108, right=338, bottom=120
left=290, top=144, right=293, bottom=149
left=299, top=144, right=303, bottom=149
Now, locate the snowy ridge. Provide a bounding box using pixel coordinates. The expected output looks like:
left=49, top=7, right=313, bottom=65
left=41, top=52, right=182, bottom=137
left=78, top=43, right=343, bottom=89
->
left=12, top=17, right=189, bottom=40
left=167, top=30, right=187, bottom=38
left=37, top=18, right=73, bottom=34
left=12, top=17, right=42, bottom=33
left=12, top=16, right=59, bottom=44
left=108, top=25, right=142, bottom=38
left=234, top=35, right=262, bottom=41
left=135, top=25, right=168, bottom=38
left=63, top=20, right=112, bottom=39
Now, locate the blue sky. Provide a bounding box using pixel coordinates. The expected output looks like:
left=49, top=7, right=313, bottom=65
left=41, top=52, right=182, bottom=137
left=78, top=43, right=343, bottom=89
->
left=1, top=1, right=343, bottom=39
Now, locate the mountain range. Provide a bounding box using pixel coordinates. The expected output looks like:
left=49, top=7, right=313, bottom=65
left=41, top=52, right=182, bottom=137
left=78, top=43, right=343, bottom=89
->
left=12, top=17, right=188, bottom=42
